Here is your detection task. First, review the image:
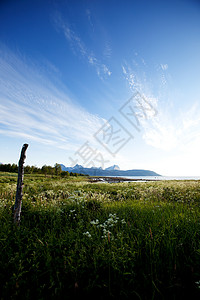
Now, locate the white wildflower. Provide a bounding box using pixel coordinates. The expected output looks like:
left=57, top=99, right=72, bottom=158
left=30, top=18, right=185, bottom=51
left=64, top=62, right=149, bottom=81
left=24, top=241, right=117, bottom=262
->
left=90, top=219, right=99, bottom=225
left=83, top=231, right=92, bottom=238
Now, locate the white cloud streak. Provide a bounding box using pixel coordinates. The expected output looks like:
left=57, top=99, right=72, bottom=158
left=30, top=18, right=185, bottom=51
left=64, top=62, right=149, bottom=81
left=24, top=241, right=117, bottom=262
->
left=0, top=46, right=105, bottom=151
left=103, top=42, right=112, bottom=59
left=85, top=8, right=94, bottom=30
left=53, top=12, right=112, bottom=79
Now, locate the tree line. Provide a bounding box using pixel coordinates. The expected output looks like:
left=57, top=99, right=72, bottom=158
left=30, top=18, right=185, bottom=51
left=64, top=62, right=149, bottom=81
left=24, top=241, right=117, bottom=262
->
left=0, top=163, right=85, bottom=177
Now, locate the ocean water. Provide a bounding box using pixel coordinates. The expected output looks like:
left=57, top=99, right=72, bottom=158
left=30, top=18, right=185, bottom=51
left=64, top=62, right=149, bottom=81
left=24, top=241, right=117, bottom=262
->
left=111, top=176, right=200, bottom=181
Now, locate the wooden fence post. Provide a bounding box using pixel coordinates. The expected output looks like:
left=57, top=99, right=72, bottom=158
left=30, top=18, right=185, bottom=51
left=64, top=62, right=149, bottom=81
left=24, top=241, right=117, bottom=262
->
left=13, top=144, right=29, bottom=225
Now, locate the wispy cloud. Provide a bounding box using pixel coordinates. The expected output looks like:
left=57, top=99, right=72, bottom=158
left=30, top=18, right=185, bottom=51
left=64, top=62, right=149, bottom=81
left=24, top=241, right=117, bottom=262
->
left=103, top=42, right=112, bottom=59
left=0, top=46, right=105, bottom=151
left=142, top=102, right=200, bottom=153
left=122, top=56, right=200, bottom=154
left=85, top=8, right=94, bottom=30
left=122, top=63, right=159, bottom=114
left=53, top=12, right=112, bottom=80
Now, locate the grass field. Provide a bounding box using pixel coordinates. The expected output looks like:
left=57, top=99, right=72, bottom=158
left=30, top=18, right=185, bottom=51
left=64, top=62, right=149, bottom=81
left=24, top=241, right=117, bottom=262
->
left=0, top=173, right=200, bottom=299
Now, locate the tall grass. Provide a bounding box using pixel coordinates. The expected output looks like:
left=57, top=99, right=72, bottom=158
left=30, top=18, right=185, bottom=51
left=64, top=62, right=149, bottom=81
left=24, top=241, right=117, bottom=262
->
left=0, top=174, right=200, bottom=299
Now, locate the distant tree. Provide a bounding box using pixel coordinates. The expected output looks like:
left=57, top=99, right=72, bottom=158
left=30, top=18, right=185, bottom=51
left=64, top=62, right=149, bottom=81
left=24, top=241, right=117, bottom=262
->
left=54, top=163, right=62, bottom=176
left=47, top=165, right=54, bottom=176
left=41, top=165, right=49, bottom=176
left=31, top=165, right=40, bottom=173
left=7, top=164, right=11, bottom=171
left=0, top=163, right=17, bottom=172
left=0, top=164, right=5, bottom=172
left=11, top=163, right=18, bottom=173
left=61, top=171, right=70, bottom=177
left=24, top=165, right=32, bottom=174
left=0, top=162, right=67, bottom=176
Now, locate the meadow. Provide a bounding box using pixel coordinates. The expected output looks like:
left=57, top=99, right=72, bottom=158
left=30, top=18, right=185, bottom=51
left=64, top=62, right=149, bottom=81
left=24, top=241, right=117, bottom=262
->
left=0, top=172, right=200, bottom=299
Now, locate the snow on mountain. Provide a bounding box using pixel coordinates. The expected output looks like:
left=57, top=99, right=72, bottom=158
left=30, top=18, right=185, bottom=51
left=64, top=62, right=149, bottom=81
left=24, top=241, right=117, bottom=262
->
left=72, top=164, right=83, bottom=169
left=60, top=164, right=160, bottom=176
left=105, top=165, right=120, bottom=171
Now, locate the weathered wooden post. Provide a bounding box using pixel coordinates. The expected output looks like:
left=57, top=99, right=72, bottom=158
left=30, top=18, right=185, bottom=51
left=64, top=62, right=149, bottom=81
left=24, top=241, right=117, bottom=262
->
left=13, top=143, right=28, bottom=225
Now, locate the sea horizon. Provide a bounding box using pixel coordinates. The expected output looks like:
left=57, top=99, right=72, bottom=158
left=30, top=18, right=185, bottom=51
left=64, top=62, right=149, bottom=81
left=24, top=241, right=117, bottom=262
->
left=103, top=175, right=200, bottom=181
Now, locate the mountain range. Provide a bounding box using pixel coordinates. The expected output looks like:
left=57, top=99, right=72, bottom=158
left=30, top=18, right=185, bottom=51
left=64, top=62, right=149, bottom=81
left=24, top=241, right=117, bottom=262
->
left=60, top=164, right=161, bottom=177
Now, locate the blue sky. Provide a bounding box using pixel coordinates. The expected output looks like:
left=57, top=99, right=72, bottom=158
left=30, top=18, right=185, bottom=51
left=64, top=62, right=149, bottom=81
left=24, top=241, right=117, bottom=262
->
left=0, top=0, right=200, bottom=175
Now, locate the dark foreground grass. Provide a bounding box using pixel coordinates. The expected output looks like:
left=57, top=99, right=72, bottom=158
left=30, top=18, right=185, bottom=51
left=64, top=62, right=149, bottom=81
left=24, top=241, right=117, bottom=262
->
left=0, top=174, right=200, bottom=299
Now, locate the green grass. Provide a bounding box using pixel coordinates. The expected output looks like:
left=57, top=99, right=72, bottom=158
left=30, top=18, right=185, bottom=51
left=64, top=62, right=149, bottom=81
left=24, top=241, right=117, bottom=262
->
left=0, top=173, right=200, bottom=299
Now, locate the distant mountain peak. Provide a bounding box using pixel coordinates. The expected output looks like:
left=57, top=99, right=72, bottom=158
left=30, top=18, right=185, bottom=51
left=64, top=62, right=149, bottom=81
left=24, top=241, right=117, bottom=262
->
left=105, top=165, right=120, bottom=171
left=60, top=164, right=160, bottom=177
left=73, top=164, right=83, bottom=169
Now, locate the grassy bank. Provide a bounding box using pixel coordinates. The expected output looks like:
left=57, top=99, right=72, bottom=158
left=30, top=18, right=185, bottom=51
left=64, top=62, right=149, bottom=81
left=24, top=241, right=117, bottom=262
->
left=0, top=173, right=200, bottom=299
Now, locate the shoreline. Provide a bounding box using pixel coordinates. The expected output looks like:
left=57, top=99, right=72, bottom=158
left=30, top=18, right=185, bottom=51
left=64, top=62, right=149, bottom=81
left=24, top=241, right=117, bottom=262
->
left=88, top=176, right=200, bottom=183
left=88, top=176, right=157, bottom=183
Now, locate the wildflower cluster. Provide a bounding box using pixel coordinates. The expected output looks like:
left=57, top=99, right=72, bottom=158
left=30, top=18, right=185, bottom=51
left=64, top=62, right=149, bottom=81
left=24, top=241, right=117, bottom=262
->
left=90, top=213, right=126, bottom=240
left=196, top=280, right=200, bottom=289
left=83, top=231, right=92, bottom=238
left=68, top=209, right=77, bottom=219
left=68, top=190, right=87, bottom=207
